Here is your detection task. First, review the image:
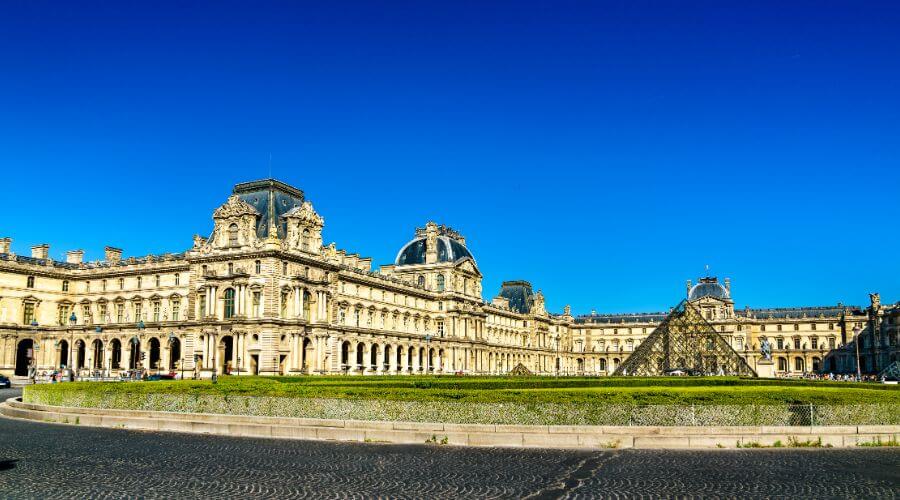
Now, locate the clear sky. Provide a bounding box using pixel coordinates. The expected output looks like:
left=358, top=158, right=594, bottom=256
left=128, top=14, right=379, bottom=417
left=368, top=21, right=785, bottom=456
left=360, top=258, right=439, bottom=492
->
left=1, top=1, right=898, bottom=315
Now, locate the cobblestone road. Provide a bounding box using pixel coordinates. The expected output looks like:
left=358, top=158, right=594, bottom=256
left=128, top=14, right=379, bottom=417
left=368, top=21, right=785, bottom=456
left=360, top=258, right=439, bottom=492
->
left=0, top=388, right=898, bottom=498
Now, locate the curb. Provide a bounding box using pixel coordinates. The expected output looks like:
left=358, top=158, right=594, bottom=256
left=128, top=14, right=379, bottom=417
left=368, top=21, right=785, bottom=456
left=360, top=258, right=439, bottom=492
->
left=2, top=398, right=897, bottom=450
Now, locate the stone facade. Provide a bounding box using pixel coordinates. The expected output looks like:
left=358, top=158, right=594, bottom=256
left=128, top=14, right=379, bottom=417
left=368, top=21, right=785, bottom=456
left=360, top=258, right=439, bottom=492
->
left=0, top=179, right=897, bottom=378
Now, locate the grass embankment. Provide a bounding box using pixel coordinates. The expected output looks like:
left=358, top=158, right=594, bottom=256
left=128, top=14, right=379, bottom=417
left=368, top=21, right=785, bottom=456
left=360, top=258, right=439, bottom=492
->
left=24, top=376, right=900, bottom=406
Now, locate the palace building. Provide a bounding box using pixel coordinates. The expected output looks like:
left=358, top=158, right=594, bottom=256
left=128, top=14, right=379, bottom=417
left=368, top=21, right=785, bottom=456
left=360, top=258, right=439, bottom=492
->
left=0, top=179, right=897, bottom=379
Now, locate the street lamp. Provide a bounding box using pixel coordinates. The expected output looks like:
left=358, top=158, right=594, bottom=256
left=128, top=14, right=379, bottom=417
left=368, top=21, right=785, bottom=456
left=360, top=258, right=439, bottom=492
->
left=236, top=356, right=241, bottom=377
left=853, top=326, right=862, bottom=381
left=68, top=312, right=77, bottom=379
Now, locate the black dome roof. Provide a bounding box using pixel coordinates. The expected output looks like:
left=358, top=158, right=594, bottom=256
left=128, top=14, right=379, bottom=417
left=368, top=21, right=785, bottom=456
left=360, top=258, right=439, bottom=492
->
left=688, top=280, right=729, bottom=301
left=395, top=236, right=475, bottom=266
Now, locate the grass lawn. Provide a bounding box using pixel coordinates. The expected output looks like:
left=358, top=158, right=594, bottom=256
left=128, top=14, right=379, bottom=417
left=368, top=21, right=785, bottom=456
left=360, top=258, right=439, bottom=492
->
left=25, top=376, right=900, bottom=406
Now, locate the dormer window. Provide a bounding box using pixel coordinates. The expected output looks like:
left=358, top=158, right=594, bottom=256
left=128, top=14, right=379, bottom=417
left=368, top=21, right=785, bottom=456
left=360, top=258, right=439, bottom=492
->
left=301, top=229, right=310, bottom=251
left=228, top=223, right=239, bottom=246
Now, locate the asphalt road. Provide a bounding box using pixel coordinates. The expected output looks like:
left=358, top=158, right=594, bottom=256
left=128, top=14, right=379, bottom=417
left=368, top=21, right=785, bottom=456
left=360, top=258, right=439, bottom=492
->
left=0, top=387, right=898, bottom=499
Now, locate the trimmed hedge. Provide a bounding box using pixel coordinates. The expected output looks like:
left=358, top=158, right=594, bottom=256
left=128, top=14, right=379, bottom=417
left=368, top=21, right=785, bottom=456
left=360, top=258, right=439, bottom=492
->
left=22, top=376, right=899, bottom=426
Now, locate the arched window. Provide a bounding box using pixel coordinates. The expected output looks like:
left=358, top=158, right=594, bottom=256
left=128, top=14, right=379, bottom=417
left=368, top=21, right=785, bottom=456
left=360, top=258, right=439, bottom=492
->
left=255, top=260, right=261, bottom=274
left=228, top=223, right=239, bottom=246
left=417, top=275, right=425, bottom=288
left=62, top=280, right=69, bottom=292
left=436, top=274, right=445, bottom=292
left=26, top=276, right=34, bottom=288
left=223, top=288, right=235, bottom=319
left=301, top=229, right=310, bottom=251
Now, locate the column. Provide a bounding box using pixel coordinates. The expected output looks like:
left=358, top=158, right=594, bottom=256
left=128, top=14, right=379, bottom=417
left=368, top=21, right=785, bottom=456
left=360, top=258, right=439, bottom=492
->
left=349, top=343, right=358, bottom=374
left=389, top=345, right=398, bottom=374
left=412, top=346, right=420, bottom=372
left=435, top=349, right=442, bottom=373
left=298, top=289, right=305, bottom=321
left=232, top=335, right=239, bottom=373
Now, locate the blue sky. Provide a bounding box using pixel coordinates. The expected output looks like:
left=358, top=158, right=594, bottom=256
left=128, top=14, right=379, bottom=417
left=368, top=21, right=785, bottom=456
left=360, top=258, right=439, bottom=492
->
left=1, top=1, right=898, bottom=314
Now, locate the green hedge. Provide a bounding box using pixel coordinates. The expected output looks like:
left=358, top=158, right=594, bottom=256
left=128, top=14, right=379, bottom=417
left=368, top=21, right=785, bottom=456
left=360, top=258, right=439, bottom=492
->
left=23, top=387, right=899, bottom=426
left=24, top=376, right=900, bottom=406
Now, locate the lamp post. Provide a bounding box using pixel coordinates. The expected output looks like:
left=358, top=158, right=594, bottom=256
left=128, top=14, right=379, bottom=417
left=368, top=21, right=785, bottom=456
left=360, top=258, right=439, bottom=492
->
left=236, top=356, right=241, bottom=378
left=853, top=326, right=862, bottom=381
left=69, top=312, right=77, bottom=379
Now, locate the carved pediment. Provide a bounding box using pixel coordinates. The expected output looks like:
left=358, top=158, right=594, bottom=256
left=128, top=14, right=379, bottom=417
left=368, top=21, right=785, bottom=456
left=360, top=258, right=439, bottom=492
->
left=214, top=195, right=259, bottom=220
left=283, top=201, right=324, bottom=227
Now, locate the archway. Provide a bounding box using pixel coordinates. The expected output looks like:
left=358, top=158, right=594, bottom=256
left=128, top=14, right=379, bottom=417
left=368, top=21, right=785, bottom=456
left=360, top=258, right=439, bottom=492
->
left=406, top=347, right=413, bottom=372
left=396, top=346, right=404, bottom=372
left=92, top=339, right=104, bottom=369
left=302, top=337, right=312, bottom=372
left=58, top=339, right=69, bottom=369
left=356, top=342, right=365, bottom=371
left=383, top=345, right=391, bottom=372
left=341, top=341, right=350, bottom=369
left=148, top=338, right=161, bottom=372
left=219, top=335, right=234, bottom=374
left=419, top=347, right=426, bottom=372
left=168, top=338, right=181, bottom=370
left=428, top=348, right=435, bottom=372
left=812, top=357, right=821, bottom=372
left=370, top=344, right=379, bottom=372
left=75, top=340, right=86, bottom=370
left=129, top=339, right=140, bottom=369
left=15, top=339, right=34, bottom=376
left=110, top=339, right=122, bottom=369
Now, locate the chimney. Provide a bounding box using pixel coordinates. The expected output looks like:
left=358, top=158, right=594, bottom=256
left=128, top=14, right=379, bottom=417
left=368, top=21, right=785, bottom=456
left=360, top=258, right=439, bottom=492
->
left=686, top=280, right=692, bottom=298
left=0, top=237, right=10, bottom=254
left=105, top=246, right=122, bottom=263
left=724, top=277, right=731, bottom=294
left=31, top=244, right=50, bottom=260
left=66, top=250, right=84, bottom=264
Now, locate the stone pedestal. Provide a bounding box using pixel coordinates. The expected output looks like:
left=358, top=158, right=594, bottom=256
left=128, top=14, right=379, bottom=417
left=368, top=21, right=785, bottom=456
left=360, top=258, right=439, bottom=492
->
left=756, top=359, right=776, bottom=378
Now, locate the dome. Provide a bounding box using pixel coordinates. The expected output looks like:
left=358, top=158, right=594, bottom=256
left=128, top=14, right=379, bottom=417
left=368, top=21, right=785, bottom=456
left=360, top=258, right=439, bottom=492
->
left=688, top=279, right=729, bottom=301
left=395, top=236, right=475, bottom=266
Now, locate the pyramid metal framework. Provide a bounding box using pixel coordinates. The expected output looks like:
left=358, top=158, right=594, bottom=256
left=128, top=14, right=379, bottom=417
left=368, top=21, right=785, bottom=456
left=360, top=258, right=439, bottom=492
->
left=613, top=300, right=757, bottom=377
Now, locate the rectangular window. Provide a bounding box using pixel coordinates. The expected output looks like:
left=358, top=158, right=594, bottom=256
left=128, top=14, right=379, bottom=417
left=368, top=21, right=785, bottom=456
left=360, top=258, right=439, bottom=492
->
left=172, top=300, right=180, bottom=321
left=58, top=306, right=68, bottom=326
left=776, top=338, right=784, bottom=350
left=116, top=304, right=123, bottom=323
left=118, top=278, right=124, bottom=290
left=252, top=292, right=261, bottom=317
left=280, top=291, right=288, bottom=318
left=155, top=275, right=160, bottom=287
left=137, top=277, right=142, bottom=289
left=152, top=301, right=160, bottom=322
left=26, top=276, right=34, bottom=288
left=811, top=337, right=818, bottom=349
left=23, top=302, right=35, bottom=325
left=102, top=279, right=107, bottom=291
left=828, top=337, right=835, bottom=348
left=174, top=273, right=180, bottom=286
left=134, top=302, right=143, bottom=321
left=62, top=280, right=69, bottom=292
left=85, top=281, right=91, bottom=293
left=99, top=303, right=108, bottom=323
left=199, top=295, right=206, bottom=318
left=811, top=323, right=817, bottom=331
left=793, top=338, right=800, bottom=349
left=82, top=304, right=90, bottom=323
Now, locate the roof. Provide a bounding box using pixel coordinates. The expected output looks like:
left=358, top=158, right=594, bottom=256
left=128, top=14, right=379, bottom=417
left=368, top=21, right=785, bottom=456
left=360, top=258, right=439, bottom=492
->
left=395, top=236, right=475, bottom=266
left=497, top=280, right=534, bottom=314
left=232, top=179, right=305, bottom=239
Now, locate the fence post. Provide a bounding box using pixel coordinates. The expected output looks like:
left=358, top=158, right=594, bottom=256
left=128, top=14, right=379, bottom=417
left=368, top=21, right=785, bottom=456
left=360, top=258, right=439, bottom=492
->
left=810, top=403, right=814, bottom=427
